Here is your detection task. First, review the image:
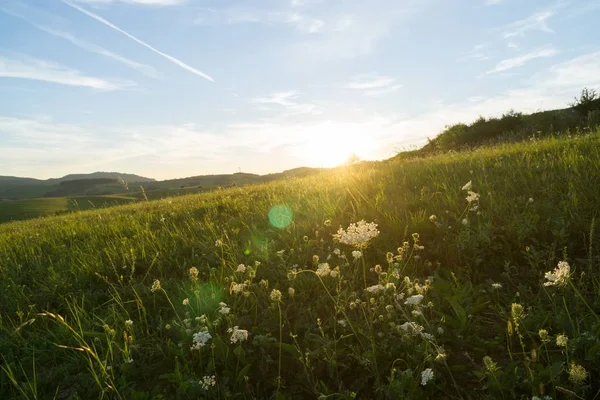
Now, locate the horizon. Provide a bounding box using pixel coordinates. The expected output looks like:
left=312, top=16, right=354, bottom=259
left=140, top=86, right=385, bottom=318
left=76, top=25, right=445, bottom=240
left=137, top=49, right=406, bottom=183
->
left=1, top=0, right=600, bottom=180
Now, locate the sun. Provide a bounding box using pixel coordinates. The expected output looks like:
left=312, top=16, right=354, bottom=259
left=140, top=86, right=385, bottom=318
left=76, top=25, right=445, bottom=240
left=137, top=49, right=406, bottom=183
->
left=299, top=124, right=373, bottom=168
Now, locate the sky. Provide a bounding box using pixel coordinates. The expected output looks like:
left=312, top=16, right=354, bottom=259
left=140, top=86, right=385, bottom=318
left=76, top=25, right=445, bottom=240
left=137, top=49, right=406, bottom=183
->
left=1, top=0, right=599, bottom=180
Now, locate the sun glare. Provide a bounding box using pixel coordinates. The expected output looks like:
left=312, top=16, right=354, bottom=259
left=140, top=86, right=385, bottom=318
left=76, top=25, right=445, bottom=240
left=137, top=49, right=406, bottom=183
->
left=299, top=124, right=374, bottom=167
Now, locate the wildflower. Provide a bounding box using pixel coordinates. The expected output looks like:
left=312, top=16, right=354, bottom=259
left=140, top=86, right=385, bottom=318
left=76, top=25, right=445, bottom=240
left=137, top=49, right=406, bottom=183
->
left=183, top=298, right=190, bottom=306
left=200, top=375, right=216, bottom=390
left=189, top=267, right=199, bottom=281
left=236, top=264, right=246, bottom=273
left=437, top=327, right=444, bottom=335
left=228, top=326, right=249, bottom=344
left=412, top=310, right=422, bottom=317
left=429, top=215, right=437, bottom=223
left=215, top=239, right=223, bottom=247
left=462, top=218, right=468, bottom=226
left=365, top=284, right=385, bottom=294
left=316, top=263, right=332, bottom=277
left=462, top=180, right=472, bottom=191
left=538, top=329, right=550, bottom=342
left=151, top=279, right=161, bottom=293
left=333, top=248, right=341, bottom=255
left=324, top=219, right=332, bottom=227
left=466, top=191, right=480, bottom=203
left=191, top=329, right=212, bottom=350
left=405, top=294, right=424, bottom=306
left=333, top=220, right=379, bottom=248
left=259, top=279, right=269, bottom=288
left=125, top=320, right=133, bottom=327
left=491, top=283, right=502, bottom=289
left=568, top=363, right=589, bottom=385
left=483, top=356, right=497, bottom=373
left=313, top=255, right=319, bottom=264
left=385, top=282, right=396, bottom=291
left=218, top=302, right=230, bottom=315
left=288, top=287, right=295, bottom=297
left=543, top=261, right=571, bottom=287
left=511, top=303, right=524, bottom=321
left=330, top=267, right=340, bottom=278
left=165, top=324, right=172, bottom=330
left=270, top=289, right=282, bottom=302
left=338, top=319, right=347, bottom=328
left=420, top=368, right=434, bottom=386
left=351, top=250, right=362, bottom=259
left=303, top=235, right=309, bottom=242
left=556, top=334, right=568, bottom=347
left=231, top=282, right=246, bottom=294
left=276, top=250, right=285, bottom=256
left=528, top=197, right=534, bottom=203
left=400, top=322, right=424, bottom=336
left=124, top=357, right=133, bottom=364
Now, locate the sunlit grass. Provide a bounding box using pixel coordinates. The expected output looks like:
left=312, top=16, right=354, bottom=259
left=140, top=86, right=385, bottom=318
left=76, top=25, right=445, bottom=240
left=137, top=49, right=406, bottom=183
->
left=1, top=132, right=600, bottom=398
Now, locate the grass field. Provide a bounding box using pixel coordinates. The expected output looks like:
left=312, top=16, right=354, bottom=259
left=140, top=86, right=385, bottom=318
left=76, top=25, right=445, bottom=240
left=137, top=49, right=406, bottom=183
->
left=1, top=132, right=600, bottom=399
left=0, top=196, right=137, bottom=223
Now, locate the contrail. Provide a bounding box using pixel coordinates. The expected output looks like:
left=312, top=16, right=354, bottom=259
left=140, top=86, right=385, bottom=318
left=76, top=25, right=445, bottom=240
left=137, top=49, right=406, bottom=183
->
left=62, top=0, right=214, bottom=82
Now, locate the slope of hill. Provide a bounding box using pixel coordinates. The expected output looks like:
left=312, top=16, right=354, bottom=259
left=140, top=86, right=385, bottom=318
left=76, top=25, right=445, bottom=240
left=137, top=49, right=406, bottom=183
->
left=1, top=131, right=599, bottom=398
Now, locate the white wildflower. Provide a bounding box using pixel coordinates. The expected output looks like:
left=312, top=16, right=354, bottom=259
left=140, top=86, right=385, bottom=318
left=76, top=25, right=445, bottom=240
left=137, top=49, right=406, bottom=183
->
left=491, top=283, right=502, bottom=289
left=338, top=320, right=347, bottom=328
left=200, top=375, right=216, bottom=390
left=183, top=298, right=190, bottom=306
left=421, top=368, right=434, bottom=385
left=365, top=284, right=385, bottom=294
left=236, top=264, right=246, bottom=273
left=466, top=191, right=480, bottom=203
left=333, top=220, right=379, bottom=247
left=400, top=322, right=424, bottom=336
left=333, top=248, right=341, bottom=255
left=191, top=329, right=212, bottom=350
left=270, top=289, right=282, bottom=302
left=218, top=302, right=230, bottom=315
left=404, top=294, right=424, bottom=306
left=151, top=279, right=161, bottom=293
left=215, top=239, right=223, bottom=247
left=351, top=250, right=362, bottom=259
left=462, top=181, right=472, bottom=191
left=543, top=261, right=571, bottom=287
left=231, top=282, right=246, bottom=294
left=315, top=263, right=332, bottom=277
left=228, top=326, right=249, bottom=344
left=125, top=320, right=133, bottom=327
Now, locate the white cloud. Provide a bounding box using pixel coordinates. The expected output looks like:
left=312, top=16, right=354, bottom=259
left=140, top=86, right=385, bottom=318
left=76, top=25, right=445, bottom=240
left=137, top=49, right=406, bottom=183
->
left=485, top=0, right=503, bottom=5
left=0, top=54, right=134, bottom=90
left=63, top=0, right=214, bottom=81
left=486, top=47, right=559, bottom=74
left=341, top=75, right=396, bottom=90
left=503, top=10, right=555, bottom=38
left=249, top=91, right=321, bottom=115
left=459, top=43, right=491, bottom=62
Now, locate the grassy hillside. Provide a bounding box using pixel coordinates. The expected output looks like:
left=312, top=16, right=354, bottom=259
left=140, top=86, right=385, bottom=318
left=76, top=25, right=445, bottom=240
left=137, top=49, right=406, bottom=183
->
left=0, top=196, right=137, bottom=223
left=1, top=132, right=600, bottom=399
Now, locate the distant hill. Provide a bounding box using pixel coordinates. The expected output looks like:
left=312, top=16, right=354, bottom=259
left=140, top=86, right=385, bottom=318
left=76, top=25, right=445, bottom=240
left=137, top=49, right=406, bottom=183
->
left=0, top=168, right=323, bottom=201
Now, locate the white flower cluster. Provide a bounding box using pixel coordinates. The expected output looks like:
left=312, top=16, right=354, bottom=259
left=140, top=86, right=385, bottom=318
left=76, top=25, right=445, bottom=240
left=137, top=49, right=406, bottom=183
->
left=191, top=329, right=212, bottom=350
left=351, top=250, right=363, bottom=259
left=231, top=282, right=247, bottom=294
left=236, top=264, right=246, bottom=273
left=228, top=326, right=249, bottom=344
left=200, top=375, right=216, bottom=390
left=316, top=263, right=332, bottom=277
left=420, top=368, right=434, bottom=386
left=218, top=302, right=230, bottom=314
left=400, top=321, right=424, bottom=336
left=404, top=294, right=424, bottom=306
left=333, top=220, right=379, bottom=247
left=365, top=284, right=385, bottom=294
left=544, top=261, right=571, bottom=287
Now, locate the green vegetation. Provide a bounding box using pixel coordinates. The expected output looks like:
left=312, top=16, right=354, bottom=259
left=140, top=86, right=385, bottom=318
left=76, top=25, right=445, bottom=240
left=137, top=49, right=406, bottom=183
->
left=0, top=196, right=136, bottom=223
left=2, top=129, right=600, bottom=398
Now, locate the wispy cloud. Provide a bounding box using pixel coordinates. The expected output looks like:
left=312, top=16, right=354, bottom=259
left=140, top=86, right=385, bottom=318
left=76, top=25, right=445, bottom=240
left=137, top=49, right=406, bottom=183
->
left=63, top=0, right=214, bottom=81
left=249, top=91, right=321, bottom=116
left=485, top=0, right=504, bottom=5
left=0, top=5, right=159, bottom=78
left=503, top=10, right=555, bottom=38
left=459, top=43, right=491, bottom=61
left=486, top=47, right=559, bottom=74
left=341, top=74, right=402, bottom=96
left=0, top=54, right=134, bottom=90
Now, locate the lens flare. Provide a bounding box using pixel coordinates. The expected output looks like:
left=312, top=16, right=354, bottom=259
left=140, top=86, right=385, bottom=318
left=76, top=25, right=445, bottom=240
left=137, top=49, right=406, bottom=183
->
left=268, top=204, right=293, bottom=229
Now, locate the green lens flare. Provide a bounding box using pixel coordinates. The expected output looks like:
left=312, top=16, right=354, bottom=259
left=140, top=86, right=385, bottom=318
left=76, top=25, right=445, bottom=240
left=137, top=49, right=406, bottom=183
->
left=268, top=204, right=293, bottom=229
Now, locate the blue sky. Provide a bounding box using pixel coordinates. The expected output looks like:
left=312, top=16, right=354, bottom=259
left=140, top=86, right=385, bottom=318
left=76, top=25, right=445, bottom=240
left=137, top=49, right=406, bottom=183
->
left=1, top=0, right=599, bottom=180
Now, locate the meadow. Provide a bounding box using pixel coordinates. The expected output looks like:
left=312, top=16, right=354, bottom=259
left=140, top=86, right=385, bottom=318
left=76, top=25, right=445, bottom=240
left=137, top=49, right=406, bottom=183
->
left=1, top=132, right=600, bottom=399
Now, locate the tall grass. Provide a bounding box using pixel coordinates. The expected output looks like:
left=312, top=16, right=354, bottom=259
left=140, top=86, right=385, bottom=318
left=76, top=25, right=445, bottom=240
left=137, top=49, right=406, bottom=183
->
left=1, top=132, right=600, bottom=398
